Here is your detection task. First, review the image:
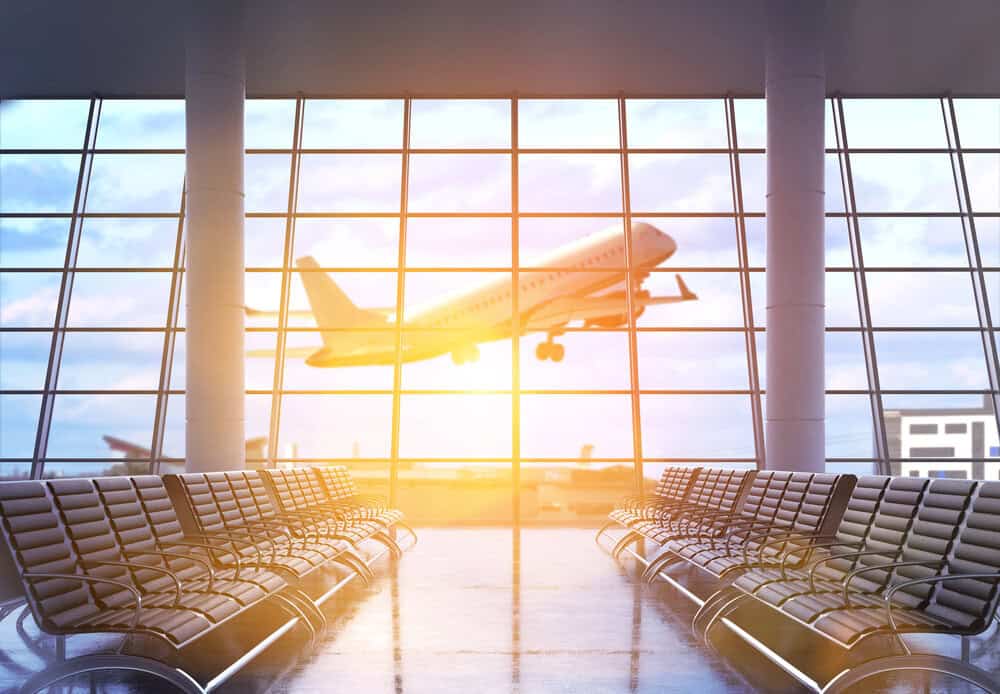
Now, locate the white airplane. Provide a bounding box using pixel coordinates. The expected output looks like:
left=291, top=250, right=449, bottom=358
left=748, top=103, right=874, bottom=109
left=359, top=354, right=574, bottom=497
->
left=248, top=222, right=695, bottom=366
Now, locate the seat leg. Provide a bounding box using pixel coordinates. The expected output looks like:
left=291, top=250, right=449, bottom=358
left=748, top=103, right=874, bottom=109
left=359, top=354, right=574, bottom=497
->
left=611, top=531, right=643, bottom=560
left=642, top=550, right=683, bottom=582
left=371, top=530, right=404, bottom=560
left=821, top=654, right=1000, bottom=694
left=395, top=521, right=418, bottom=548
left=702, top=593, right=753, bottom=657
left=18, top=654, right=206, bottom=694
left=691, top=586, right=744, bottom=644
left=332, top=550, right=375, bottom=586
left=595, top=521, right=619, bottom=548
left=271, top=594, right=318, bottom=651
left=282, top=589, right=329, bottom=634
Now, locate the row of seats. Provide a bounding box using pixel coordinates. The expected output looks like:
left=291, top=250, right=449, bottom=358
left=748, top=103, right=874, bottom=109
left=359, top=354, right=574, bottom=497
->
left=597, top=467, right=1000, bottom=693
left=0, top=466, right=414, bottom=694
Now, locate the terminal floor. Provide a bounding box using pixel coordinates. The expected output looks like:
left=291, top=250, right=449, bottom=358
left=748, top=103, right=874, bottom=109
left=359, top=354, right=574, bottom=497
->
left=270, top=528, right=756, bottom=693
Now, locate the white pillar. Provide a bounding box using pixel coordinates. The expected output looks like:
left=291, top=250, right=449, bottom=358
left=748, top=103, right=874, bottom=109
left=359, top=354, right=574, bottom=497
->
left=765, top=0, right=826, bottom=473
left=184, top=1, right=245, bottom=472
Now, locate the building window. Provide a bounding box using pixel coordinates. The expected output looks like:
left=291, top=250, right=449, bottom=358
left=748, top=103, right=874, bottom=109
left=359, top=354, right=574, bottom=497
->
left=945, top=423, right=968, bottom=434
left=909, top=447, right=956, bottom=458
left=909, top=424, right=939, bottom=435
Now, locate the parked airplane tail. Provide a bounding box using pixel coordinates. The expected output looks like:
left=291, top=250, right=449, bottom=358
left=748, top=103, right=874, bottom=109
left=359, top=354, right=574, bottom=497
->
left=296, top=257, right=389, bottom=345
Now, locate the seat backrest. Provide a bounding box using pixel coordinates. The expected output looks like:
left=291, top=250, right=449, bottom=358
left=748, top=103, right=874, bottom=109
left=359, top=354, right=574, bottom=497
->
left=47, top=479, right=134, bottom=610
left=0, top=481, right=99, bottom=632
left=313, top=466, right=353, bottom=503
left=131, top=475, right=191, bottom=546
left=714, top=469, right=752, bottom=513
left=332, top=466, right=359, bottom=497
left=292, top=468, right=327, bottom=508
left=802, top=473, right=856, bottom=537
left=163, top=473, right=229, bottom=536
left=824, top=476, right=927, bottom=579
left=882, top=478, right=976, bottom=606
left=925, top=481, right=1000, bottom=631
left=241, top=470, right=281, bottom=521
left=731, top=471, right=777, bottom=525
left=261, top=469, right=304, bottom=513
left=203, top=472, right=251, bottom=533
left=653, top=466, right=700, bottom=503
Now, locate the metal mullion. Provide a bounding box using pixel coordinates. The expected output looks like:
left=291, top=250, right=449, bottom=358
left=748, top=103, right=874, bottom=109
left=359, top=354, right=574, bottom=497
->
left=267, top=98, right=305, bottom=469
left=388, top=98, right=412, bottom=509
left=944, top=96, right=1000, bottom=481
left=726, top=96, right=765, bottom=470
left=149, top=183, right=187, bottom=474
left=512, top=97, right=521, bottom=529
left=30, top=97, right=100, bottom=480
left=833, top=96, right=891, bottom=476
left=617, top=96, right=645, bottom=500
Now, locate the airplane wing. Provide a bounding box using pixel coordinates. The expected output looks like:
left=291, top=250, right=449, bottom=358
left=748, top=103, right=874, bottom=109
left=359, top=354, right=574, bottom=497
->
left=102, top=435, right=152, bottom=459
left=524, top=274, right=697, bottom=331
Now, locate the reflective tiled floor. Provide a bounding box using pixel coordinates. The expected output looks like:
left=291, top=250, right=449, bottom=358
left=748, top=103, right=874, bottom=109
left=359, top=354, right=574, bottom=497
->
left=272, top=528, right=754, bottom=693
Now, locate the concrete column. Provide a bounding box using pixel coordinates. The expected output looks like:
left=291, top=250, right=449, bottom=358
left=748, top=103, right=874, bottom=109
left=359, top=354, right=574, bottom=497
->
left=184, top=1, right=245, bottom=472
left=765, top=0, right=826, bottom=472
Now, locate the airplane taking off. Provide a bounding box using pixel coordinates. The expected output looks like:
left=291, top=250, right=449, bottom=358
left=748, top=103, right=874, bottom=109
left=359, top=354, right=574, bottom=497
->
left=248, top=222, right=696, bottom=367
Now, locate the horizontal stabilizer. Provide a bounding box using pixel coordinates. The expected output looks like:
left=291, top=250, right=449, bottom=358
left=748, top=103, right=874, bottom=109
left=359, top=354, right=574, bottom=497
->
left=675, top=274, right=697, bottom=301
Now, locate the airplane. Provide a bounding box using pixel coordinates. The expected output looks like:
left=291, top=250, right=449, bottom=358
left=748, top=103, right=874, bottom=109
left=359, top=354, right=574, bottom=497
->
left=247, top=222, right=696, bottom=367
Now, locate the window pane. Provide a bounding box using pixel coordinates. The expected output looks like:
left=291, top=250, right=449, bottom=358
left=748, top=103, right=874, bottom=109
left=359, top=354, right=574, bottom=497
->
left=626, top=99, right=727, bottom=149
left=964, top=154, right=1000, bottom=213
left=0, top=272, right=62, bottom=327
left=734, top=99, right=765, bottom=149
left=520, top=154, right=621, bottom=213
left=245, top=153, right=290, bottom=213
left=279, top=394, right=392, bottom=459
left=827, top=394, right=874, bottom=458
left=851, top=154, right=958, bottom=213
left=629, top=154, right=731, bottom=212
left=406, top=217, right=510, bottom=268
left=297, top=154, right=401, bottom=212
left=401, top=394, right=510, bottom=458
left=875, top=331, right=989, bottom=390
left=866, top=271, right=977, bottom=327
left=67, top=272, right=172, bottom=327
left=0, top=332, right=51, bottom=390
left=0, top=218, right=69, bottom=268
left=245, top=218, right=286, bottom=269
left=59, top=332, right=163, bottom=390
left=96, top=100, right=185, bottom=149
left=410, top=99, right=510, bottom=149
left=302, top=100, right=403, bottom=149
left=859, top=217, right=969, bottom=268
left=641, top=394, right=753, bottom=458
left=758, top=331, right=869, bottom=391
left=88, top=154, right=184, bottom=213
left=843, top=99, right=946, bottom=148
left=78, top=218, right=178, bottom=268
left=408, top=154, right=511, bottom=213
left=0, top=154, right=80, bottom=212
left=246, top=99, right=296, bottom=149
left=289, top=270, right=397, bottom=328
left=521, top=332, right=630, bottom=390
left=519, top=99, right=619, bottom=149
left=402, top=334, right=511, bottom=390
left=293, top=217, right=399, bottom=268
left=0, top=395, right=40, bottom=458
left=519, top=218, right=623, bottom=267
left=282, top=330, right=394, bottom=390
left=48, top=394, right=156, bottom=459
left=638, top=271, right=742, bottom=327
left=954, top=99, right=1000, bottom=149
left=0, top=99, right=91, bottom=149
left=637, top=332, right=748, bottom=390
left=521, top=394, right=631, bottom=458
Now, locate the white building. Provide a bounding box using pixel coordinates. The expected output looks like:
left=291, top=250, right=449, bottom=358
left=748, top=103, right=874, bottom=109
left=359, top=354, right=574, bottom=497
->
left=886, top=395, right=1000, bottom=480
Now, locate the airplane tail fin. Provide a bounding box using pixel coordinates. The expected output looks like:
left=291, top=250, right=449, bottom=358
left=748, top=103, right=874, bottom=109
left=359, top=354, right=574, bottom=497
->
left=296, top=257, right=388, bottom=345
left=675, top=274, right=697, bottom=301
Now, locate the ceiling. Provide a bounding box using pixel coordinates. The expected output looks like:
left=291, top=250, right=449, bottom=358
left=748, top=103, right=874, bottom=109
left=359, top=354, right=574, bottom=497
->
left=3, top=0, right=998, bottom=98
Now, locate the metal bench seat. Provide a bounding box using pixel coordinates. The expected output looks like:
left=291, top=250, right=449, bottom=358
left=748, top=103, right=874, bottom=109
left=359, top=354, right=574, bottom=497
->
left=693, top=478, right=1000, bottom=692
left=595, top=467, right=702, bottom=545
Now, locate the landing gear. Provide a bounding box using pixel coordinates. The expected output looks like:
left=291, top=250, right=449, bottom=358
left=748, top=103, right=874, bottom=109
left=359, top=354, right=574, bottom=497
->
left=451, top=344, right=481, bottom=365
left=535, top=340, right=565, bottom=362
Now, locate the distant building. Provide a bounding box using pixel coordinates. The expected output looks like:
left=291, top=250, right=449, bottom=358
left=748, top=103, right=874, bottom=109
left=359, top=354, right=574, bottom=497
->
left=884, top=395, right=1000, bottom=480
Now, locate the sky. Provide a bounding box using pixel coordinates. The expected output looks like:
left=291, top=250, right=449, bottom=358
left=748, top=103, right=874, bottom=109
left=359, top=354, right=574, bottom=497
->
left=1, top=96, right=999, bottom=478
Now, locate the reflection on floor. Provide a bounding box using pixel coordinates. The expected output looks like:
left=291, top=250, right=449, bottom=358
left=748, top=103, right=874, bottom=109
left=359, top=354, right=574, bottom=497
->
left=271, top=528, right=753, bottom=693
